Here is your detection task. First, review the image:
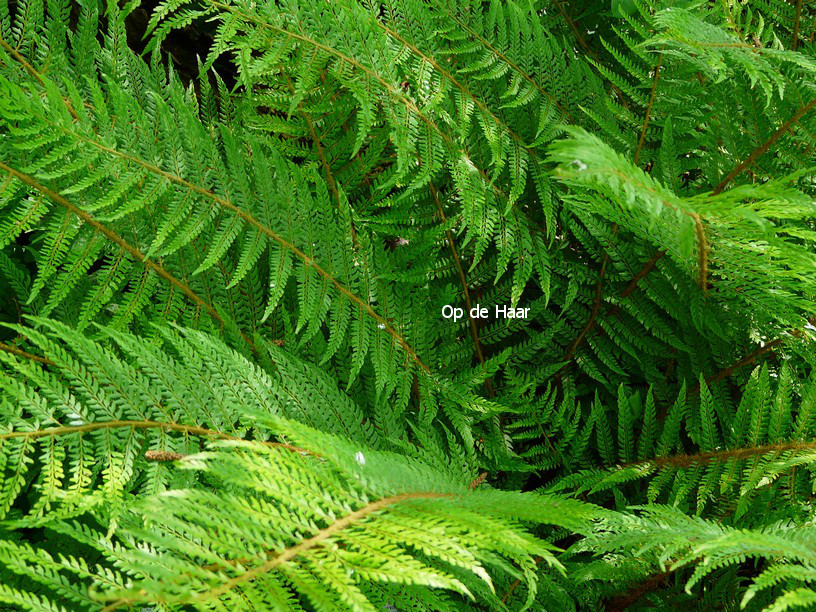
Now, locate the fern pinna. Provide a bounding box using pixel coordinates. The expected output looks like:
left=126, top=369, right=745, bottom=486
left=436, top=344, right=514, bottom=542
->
left=2, top=0, right=816, bottom=610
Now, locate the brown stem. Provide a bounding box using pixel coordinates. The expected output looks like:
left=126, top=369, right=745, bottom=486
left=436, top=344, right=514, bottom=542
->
left=429, top=0, right=572, bottom=122
left=621, top=440, right=816, bottom=470
left=373, top=20, right=545, bottom=164
left=0, top=161, right=223, bottom=326
left=557, top=222, right=622, bottom=378
left=281, top=72, right=374, bottom=327
left=0, top=420, right=308, bottom=453
left=694, top=316, right=816, bottom=392
left=0, top=36, right=44, bottom=85
left=606, top=569, right=674, bottom=611
left=11, top=110, right=428, bottom=372
left=594, top=59, right=669, bottom=323
left=621, top=249, right=667, bottom=299
left=559, top=231, right=617, bottom=373
left=501, top=555, right=545, bottom=604
left=296, top=98, right=340, bottom=203
left=619, top=97, right=816, bottom=295
left=693, top=214, right=708, bottom=292
left=634, top=53, right=664, bottom=166
left=551, top=0, right=595, bottom=60
left=694, top=341, right=782, bottom=392
left=429, top=184, right=495, bottom=397
left=467, top=472, right=488, bottom=490
left=0, top=36, right=78, bottom=119
left=713, top=98, right=816, bottom=194
left=0, top=341, right=53, bottom=365
left=185, top=493, right=451, bottom=605
left=792, top=0, right=803, bottom=51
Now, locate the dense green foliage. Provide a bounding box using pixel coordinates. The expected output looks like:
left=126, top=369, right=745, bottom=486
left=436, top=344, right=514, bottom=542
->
left=2, top=0, right=816, bottom=609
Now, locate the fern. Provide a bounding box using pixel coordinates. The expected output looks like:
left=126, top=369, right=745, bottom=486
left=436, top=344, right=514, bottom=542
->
left=0, top=320, right=600, bottom=610
left=4, top=0, right=816, bottom=609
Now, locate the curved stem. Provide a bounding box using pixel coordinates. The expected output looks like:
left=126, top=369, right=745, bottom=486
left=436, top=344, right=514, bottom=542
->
left=557, top=226, right=618, bottom=376
left=621, top=440, right=816, bottom=470
left=713, top=98, right=816, bottom=194
left=7, top=115, right=427, bottom=372
left=694, top=316, right=816, bottom=392
left=203, top=0, right=542, bottom=225
left=429, top=183, right=493, bottom=397
left=429, top=0, right=572, bottom=121
left=0, top=341, right=53, bottom=365
left=2, top=38, right=428, bottom=372
left=621, top=249, right=666, bottom=299
left=0, top=161, right=223, bottom=326
left=0, top=420, right=310, bottom=458
left=373, top=19, right=544, bottom=161
left=193, top=492, right=451, bottom=602
left=102, top=491, right=452, bottom=609
left=634, top=52, right=664, bottom=166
